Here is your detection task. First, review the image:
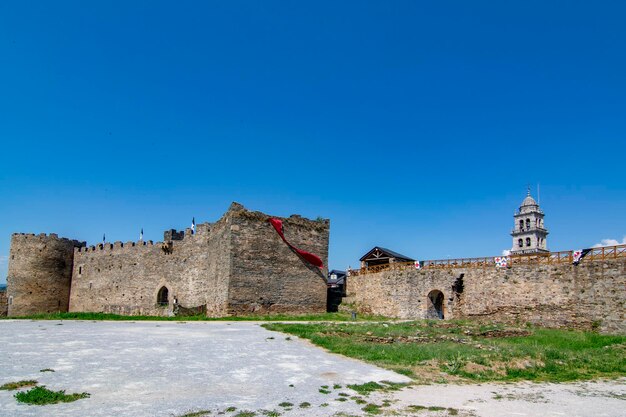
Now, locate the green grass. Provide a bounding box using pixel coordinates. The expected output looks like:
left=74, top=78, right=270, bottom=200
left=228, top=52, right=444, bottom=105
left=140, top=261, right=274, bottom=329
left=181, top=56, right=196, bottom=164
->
left=14, top=386, right=89, bottom=405
left=233, top=411, right=255, bottom=417
left=3, top=311, right=389, bottom=322
left=178, top=411, right=212, bottom=417
left=0, top=380, right=38, bottom=390
left=262, top=320, right=626, bottom=383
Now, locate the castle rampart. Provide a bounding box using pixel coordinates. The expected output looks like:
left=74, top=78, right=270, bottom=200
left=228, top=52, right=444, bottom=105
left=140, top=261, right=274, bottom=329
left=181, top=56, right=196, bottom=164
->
left=64, top=202, right=328, bottom=317
left=227, top=204, right=329, bottom=315
left=7, top=233, right=86, bottom=316
left=350, top=255, right=625, bottom=334
left=0, top=289, right=7, bottom=316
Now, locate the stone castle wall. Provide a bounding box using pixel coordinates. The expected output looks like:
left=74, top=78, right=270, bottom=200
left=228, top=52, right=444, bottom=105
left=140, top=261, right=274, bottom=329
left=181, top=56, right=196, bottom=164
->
left=60, top=203, right=328, bottom=316
left=350, top=258, right=626, bottom=334
left=6, top=233, right=85, bottom=316
left=228, top=206, right=329, bottom=315
left=68, top=221, right=229, bottom=316
left=0, top=289, right=7, bottom=316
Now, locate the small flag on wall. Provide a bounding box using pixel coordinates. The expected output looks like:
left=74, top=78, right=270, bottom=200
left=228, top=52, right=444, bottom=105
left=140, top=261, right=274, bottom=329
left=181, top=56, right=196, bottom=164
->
left=139, top=228, right=144, bottom=240
left=573, top=249, right=592, bottom=265
left=102, top=234, right=106, bottom=243
left=414, top=261, right=422, bottom=269
left=494, top=256, right=510, bottom=268
left=191, top=217, right=196, bottom=234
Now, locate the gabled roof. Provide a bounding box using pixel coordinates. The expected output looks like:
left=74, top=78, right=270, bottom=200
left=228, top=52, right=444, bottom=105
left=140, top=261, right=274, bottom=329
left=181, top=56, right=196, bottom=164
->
left=327, top=270, right=347, bottom=284
left=359, top=247, right=415, bottom=262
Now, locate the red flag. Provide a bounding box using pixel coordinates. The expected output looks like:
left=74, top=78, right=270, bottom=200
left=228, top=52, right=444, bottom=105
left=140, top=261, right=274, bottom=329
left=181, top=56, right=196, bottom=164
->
left=268, top=218, right=324, bottom=268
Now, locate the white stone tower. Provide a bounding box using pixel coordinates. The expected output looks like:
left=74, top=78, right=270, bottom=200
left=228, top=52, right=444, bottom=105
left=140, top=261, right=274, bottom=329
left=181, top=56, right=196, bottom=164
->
left=510, top=187, right=549, bottom=255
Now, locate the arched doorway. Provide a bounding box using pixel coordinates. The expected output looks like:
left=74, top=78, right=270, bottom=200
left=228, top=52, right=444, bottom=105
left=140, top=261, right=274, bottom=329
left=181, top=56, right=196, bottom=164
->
left=157, top=286, right=169, bottom=306
left=427, top=290, right=444, bottom=319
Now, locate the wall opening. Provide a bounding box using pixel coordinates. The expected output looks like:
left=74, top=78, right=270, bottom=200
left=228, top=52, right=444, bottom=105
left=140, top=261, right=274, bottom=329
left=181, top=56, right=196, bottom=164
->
left=157, top=286, right=169, bottom=306
left=426, top=289, right=444, bottom=319
left=452, top=274, right=464, bottom=299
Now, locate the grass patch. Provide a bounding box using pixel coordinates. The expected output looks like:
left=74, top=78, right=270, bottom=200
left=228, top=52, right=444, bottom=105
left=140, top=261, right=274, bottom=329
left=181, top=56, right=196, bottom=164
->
left=39, top=369, right=55, bottom=373
left=4, top=311, right=389, bottom=322
left=277, top=402, right=293, bottom=408
left=178, top=411, right=212, bottom=417
left=14, top=386, right=89, bottom=405
left=233, top=411, right=255, bottom=417
left=299, top=402, right=311, bottom=408
left=225, top=406, right=237, bottom=412
left=260, top=410, right=281, bottom=417
left=0, top=380, right=38, bottom=390
left=262, top=320, right=626, bottom=383
left=362, top=403, right=383, bottom=415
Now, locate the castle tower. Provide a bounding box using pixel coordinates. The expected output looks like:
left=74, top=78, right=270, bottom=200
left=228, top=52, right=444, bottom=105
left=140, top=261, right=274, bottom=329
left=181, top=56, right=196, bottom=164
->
left=510, top=188, right=549, bottom=255
left=7, top=233, right=85, bottom=316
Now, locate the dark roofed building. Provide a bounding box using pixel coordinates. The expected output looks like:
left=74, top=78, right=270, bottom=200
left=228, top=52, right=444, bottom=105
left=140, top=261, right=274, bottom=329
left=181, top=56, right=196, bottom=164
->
left=359, top=247, right=414, bottom=269
left=327, top=269, right=347, bottom=312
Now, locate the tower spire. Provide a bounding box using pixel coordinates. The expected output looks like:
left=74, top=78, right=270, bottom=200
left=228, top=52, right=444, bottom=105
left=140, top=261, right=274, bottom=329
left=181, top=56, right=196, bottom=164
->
left=527, top=184, right=531, bottom=197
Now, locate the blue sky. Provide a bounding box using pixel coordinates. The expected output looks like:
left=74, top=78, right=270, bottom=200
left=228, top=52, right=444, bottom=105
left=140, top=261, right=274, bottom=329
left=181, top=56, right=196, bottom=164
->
left=1, top=1, right=625, bottom=283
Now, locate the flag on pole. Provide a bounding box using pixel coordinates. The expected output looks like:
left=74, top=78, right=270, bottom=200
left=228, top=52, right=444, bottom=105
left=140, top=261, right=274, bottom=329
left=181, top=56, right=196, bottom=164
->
left=414, top=261, right=421, bottom=269
left=573, top=249, right=592, bottom=265
left=102, top=234, right=106, bottom=247
left=191, top=217, right=195, bottom=234
left=139, top=228, right=144, bottom=241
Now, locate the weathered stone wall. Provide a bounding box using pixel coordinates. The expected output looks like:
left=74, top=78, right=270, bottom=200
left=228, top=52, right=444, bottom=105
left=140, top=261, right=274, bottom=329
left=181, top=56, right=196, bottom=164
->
left=227, top=204, right=329, bottom=314
left=65, top=202, right=328, bottom=316
left=0, top=289, right=7, bottom=316
left=7, top=233, right=85, bottom=316
left=350, top=258, right=626, bottom=334
left=69, top=220, right=230, bottom=317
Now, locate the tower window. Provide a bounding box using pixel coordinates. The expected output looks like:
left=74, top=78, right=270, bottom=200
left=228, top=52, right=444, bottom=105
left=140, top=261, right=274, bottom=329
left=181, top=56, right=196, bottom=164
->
left=518, top=239, right=523, bottom=247
left=519, top=220, right=524, bottom=230
left=79, top=266, right=82, bottom=275
left=526, top=238, right=531, bottom=247
left=526, top=219, right=530, bottom=229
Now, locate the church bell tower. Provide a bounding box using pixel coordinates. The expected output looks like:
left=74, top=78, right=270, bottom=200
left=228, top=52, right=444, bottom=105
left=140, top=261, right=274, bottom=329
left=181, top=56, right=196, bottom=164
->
left=510, top=187, right=549, bottom=255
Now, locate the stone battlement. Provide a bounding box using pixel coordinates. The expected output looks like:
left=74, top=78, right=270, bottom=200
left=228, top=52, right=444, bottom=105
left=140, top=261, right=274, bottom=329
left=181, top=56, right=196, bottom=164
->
left=11, top=232, right=86, bottom=248
left=350, top=257, right=626, bottom=334
left=7, top=202, right=330, bottom=318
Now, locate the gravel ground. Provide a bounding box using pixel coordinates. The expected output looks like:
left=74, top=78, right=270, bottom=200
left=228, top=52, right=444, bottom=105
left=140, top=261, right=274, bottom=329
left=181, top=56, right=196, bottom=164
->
left=0, top=320, right=623, bottom=417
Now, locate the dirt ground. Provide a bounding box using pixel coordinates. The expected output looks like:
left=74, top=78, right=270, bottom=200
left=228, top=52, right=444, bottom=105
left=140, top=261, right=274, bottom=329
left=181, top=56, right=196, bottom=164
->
left=0, top=320, right=623, bottom=417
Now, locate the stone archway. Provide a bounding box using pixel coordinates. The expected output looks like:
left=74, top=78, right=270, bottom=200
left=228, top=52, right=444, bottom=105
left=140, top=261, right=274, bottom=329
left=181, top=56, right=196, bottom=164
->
left=157, top=286, right=169, bottom=306
left=427, top=290, right=444, bottom=319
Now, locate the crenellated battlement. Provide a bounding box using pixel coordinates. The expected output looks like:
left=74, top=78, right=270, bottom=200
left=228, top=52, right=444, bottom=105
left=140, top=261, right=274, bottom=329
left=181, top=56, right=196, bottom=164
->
left=9, top=202, right=330, bottom=318
left=11, top=232, right=86, bottom=248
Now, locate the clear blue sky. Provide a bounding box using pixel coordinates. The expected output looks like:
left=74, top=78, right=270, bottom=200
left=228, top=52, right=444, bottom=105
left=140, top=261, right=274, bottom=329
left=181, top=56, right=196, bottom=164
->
left=1, top=1, right=625, bottom=283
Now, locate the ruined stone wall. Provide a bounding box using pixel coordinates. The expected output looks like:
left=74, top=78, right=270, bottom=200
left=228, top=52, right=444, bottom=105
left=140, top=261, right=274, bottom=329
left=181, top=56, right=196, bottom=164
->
left=7, top=233, right=85, bottom=316
left=351, top=258, right=626, bottom=334
left=0, top=290, right=7, bottom=316
left=227, top=204, right=329, bottom=315
left=69, top=221, right=230, bottom=317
